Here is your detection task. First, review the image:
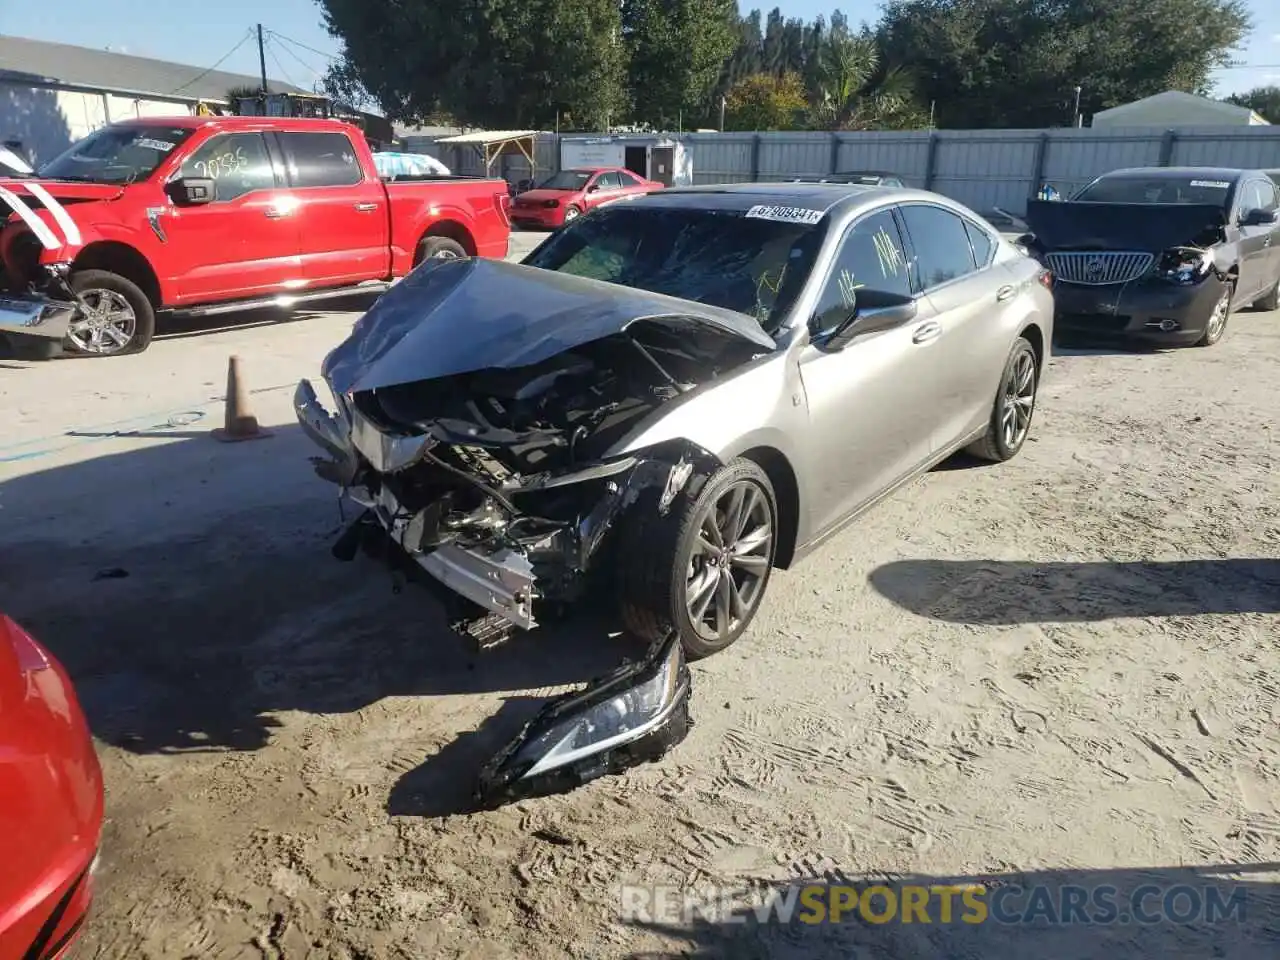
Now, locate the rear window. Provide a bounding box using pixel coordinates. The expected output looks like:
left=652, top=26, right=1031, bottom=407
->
left=523, top=205, right=827, bottom=333
left=1073, top=175, right=1235, bottom=206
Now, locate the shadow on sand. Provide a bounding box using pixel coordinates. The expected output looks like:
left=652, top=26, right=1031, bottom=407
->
left=867, top=558, right=1280, bottom=624
left=0, top=423, right=644, bottom=782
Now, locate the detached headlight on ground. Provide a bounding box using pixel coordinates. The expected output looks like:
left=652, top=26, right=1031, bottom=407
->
left=475, top=634, right=693, bottom=807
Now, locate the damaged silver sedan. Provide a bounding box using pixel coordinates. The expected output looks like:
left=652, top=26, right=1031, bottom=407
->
left=297, top=184, right=1055, bottom=664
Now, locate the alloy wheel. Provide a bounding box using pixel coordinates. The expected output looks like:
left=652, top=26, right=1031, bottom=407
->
left=68, top=289, right=137, bottom=355
left=1000, top=349, right=1037, bottom=450
left=1205, top=289, right=1230, bottom=341
left=684, top=480, right=773, bottom=644
left=563, top=206, right=580, bottom=222
left=430, top=248, right=461, bottom=260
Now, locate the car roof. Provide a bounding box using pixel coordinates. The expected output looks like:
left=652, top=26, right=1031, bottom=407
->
left=1100, top=166, right=1255, bottom=182
left=617, top=181, right=962, bottom=221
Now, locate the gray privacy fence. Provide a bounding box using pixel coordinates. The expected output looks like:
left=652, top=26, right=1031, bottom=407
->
left=427, top=126, right=1280, bottom=215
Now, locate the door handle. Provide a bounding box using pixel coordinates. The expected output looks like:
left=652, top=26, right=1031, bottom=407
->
left=911, top=321, right=942, bottom=344
left=264, top=208, right=291, bottom=219
left=354, top=202, right=378, bottom=212
left=996, top=284, right=1016, bottom=302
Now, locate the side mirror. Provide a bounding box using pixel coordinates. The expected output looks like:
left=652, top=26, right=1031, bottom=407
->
left=167, top=177, right=215, bottom=206
left=822, top=296, right=918, bottom=351
left=586, top=183, right=600, bottom=193
left=1239, top=207, right=1277, bottom=227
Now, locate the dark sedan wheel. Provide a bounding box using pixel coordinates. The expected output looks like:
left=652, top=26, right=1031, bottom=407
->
left=966, top=336, right=1039, bottom=463
left=617, top=459, right=777, bottom=660
left=1195, top=284, right=1232, bottom=347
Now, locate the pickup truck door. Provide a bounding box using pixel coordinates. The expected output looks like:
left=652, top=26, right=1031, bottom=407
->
left=276, top=131, right=391, bottom=289
left=163, top=131, right=303, bottom=304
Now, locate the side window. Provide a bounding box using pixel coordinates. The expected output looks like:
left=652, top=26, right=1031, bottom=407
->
left=1238, top=180, right=1266, bottom=215
left=595, top=172, right=623, bottom=190
left=178, top=133, right=275, bottom=202
left=964, top=220, right=995, bottom=267
left=811, top=209, right=912, bottom=334
left=280, top=132, right=362, bottom=188
left=899, top=204, right=978, bottom=289
left=618, top=170, right=643, bottom=186
left=1254, top=179, right=1278, bottom=212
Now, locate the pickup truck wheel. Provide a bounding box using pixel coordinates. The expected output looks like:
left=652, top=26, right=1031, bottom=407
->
left=64, top=270, right=155, bottom=357
left=417, top=237, right=467, bottom=262
left=617, top=458, right=777, bottom=661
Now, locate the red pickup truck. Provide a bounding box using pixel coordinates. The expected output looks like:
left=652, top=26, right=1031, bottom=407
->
left=0, top=116, right=511, bottom=358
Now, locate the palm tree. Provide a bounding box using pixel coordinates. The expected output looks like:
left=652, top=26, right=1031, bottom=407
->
left=812, top=32, right=925, bottom=131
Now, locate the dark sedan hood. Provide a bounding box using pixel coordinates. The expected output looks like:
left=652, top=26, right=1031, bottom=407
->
left=321, top=257, right=776, bottom=395
left=1025, top=199, right=1227, bottom=252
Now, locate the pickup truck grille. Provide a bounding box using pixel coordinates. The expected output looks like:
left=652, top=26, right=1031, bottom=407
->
left=1046, top=251, right=1154, bottom=286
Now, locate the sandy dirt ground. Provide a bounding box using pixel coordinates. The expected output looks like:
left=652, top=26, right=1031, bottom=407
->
left=1, top=241, right=1278, bottom=958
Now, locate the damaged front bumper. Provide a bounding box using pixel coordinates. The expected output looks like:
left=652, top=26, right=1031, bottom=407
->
left=295, top=378, right=714, bottom=635
left=0, top=263, right=77, bottom=349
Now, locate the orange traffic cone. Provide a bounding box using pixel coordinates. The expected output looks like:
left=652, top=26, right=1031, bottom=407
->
left=212, top=355, right=271, bottom=442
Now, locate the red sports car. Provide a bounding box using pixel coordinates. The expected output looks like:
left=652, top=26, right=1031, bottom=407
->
left=0, top=614, right=104, bottom=959
left=509, top=166, right=665, bottom=229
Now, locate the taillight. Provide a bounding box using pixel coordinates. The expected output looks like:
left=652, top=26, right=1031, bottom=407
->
left=4, top=615, right=51, bottom=673
left=495, top=191, right=511, bottom=227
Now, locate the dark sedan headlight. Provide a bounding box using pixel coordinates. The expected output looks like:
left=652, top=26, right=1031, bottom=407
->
left=475, top=634, right=692, bottom=807
left=1156, top=246, right=1214, bottom=285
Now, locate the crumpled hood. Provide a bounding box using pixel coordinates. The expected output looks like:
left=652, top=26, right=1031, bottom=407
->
left=0, top=178, right=117, bottom=250
left=321, top=257, right=777, bottom=396
left=1025, top=199, right=1227, bottom=252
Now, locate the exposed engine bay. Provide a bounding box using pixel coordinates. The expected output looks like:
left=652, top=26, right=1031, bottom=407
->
left=297, top=256, right=773, bottom=647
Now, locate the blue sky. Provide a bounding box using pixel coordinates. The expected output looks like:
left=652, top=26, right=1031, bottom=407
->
left=5, top=0, right=1279, bottom=99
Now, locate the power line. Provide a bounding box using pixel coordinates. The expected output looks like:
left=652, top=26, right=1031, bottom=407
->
left=169, top=29, right=255, bottom=94
left=269, top=34, right=325, bottom=79
left=265, top=39, right=298, bottom=88
left=266, top=29, right=340, bottom=64
left=1214, top=63, right=1280, bottom=71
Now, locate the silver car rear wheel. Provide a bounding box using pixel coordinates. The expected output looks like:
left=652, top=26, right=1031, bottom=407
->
left=966, top=336, right=1039, bottom=463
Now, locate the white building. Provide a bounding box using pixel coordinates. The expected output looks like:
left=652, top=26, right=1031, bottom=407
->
left=1091, top=90, right=1269, bottom=128
left=0, top=34, right=310, bottom=165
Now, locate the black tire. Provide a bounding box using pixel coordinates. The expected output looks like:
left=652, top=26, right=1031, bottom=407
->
left=1253, top=274, right=1280, bottom=312
left=416, top=236, right=468, bottom=262
left=617, top=458, right=778, bottom=660
left=64, top=269, right=156, bottom=357
left=1194, top=282, right=1232, bottom=347
left=966, top=336, right=1039, bottom=463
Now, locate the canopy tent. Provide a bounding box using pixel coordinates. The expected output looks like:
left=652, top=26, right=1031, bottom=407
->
left=435, top=130, right=540, bottom=179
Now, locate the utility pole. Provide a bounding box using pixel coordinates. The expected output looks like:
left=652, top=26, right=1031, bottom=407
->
left=928, top=100, right=936, bottom=130
left=257, top=24, right=269, bottom=96
left=1073, top=85, right=1083, bottom=128
left=719, top=96, right=726, bottom=132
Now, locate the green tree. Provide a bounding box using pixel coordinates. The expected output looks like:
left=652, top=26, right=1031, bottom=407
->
left=624, top=0, right=738, bottom=127
left=318, top=0, right=626, bottom=129
left=724, top=71, right=809, bottom=130
left=1225, top=85, right=1280, bottom=123
left=876, top=0, right=1251, bottom=129
left=810, top=28, right=925, bottom=130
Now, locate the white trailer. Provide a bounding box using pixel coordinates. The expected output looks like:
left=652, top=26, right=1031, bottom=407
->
left=559, top=135, right=693, bottom=187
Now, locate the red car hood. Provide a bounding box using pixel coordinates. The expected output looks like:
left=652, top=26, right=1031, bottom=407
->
left=515, top=188, right=580, bottom=205
left=0, top=179, right=116, bottom=251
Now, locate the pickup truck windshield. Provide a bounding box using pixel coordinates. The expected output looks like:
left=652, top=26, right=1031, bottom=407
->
left=537, top=170, right=593, bottom=191
left=39, top=125, right=195, bottom=184
left=1073, top=175, right=1234, bottom=207
left=523, top=206, right=825, bottom=332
